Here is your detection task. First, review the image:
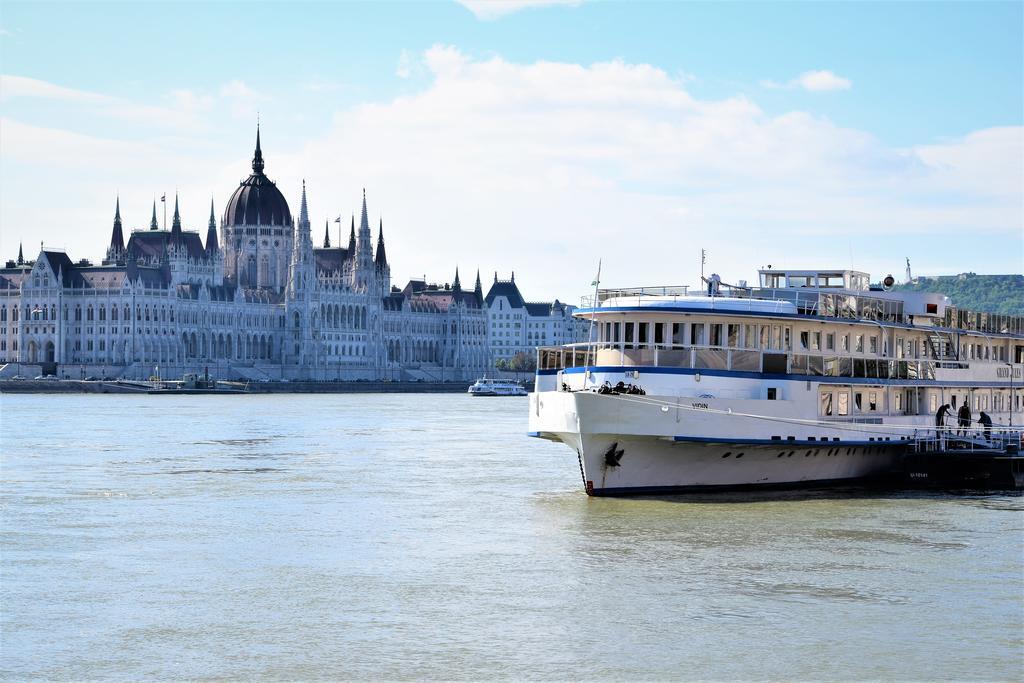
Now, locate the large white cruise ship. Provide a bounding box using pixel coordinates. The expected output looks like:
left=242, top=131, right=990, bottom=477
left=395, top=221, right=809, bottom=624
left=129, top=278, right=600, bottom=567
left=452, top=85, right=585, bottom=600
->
left=528, top=268, right=1024, bottom=495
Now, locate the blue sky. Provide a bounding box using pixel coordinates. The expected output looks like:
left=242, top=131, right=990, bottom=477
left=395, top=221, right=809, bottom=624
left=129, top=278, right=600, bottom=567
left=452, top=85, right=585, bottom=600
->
left=1, top=1, right=1021, bottom=300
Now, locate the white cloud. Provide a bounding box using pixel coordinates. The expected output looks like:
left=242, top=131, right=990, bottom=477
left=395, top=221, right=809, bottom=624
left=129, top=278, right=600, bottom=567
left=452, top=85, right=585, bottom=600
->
left=762, top=69, right=852, bottom=92
left=456, top=0, right=582, bottom=21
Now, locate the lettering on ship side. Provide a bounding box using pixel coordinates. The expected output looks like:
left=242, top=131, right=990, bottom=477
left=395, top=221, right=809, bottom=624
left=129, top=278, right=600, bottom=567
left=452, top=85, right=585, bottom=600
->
left=691, top=402, right=710, bottom=410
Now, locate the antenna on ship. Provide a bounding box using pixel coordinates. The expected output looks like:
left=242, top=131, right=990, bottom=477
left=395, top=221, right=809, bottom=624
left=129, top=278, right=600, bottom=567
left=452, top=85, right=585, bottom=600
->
left=584, top=259, right=602, bottom=390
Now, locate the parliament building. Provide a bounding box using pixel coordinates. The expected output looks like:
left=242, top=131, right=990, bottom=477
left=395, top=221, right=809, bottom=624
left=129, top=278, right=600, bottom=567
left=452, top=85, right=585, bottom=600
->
left=0, top=130, right=492, bottom=381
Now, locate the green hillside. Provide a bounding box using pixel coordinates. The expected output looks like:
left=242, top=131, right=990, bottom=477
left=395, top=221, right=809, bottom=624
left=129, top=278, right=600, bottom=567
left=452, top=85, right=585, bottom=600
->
left=891, top=274, right=1024, bottom=315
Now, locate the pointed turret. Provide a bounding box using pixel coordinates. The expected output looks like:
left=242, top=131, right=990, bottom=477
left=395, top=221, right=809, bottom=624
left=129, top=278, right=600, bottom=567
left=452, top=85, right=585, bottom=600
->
left=474, top=269, right=483, bottom=299
left=298, top=180, right=310, bottom=228
left=171, top=193, right=182, bottom=240
left=105, top=196, right=125, bottom=263
left=17, top=242, right=24, bottom=265
left=323, top=220, right=331, bottom=248
left=375, top=218, right=387, bottom=269
left=453, top=267, right=462, bottom=292
left=150, top=200, right=158, bottom=230
left=252, top=124, right=265, bottom=175
left=347, top=215, right=356, bottom=256
left=206, top=198, right=219, bottom=253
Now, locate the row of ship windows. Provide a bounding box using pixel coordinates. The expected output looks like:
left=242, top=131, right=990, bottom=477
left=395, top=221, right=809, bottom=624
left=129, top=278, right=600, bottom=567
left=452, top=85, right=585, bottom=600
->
left=601, top=321, right=1011, bottom=360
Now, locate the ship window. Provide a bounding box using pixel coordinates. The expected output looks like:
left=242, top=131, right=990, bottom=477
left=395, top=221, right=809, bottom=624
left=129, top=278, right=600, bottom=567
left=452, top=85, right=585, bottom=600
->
left=826, top=333, right=834, bottom=351
left=612, top=322, right=621, bottom=343
left=784, top=327, right=792, bottom=350
left=759, top=325, right=769, bottom=349
left=929, top=394, right=937, bottom=413
left=869, top=336, right=878, bottom=354
left=767, top=387, right=777, bottom=400
left=654, top=323, right=664, bottom=345
left=771, top=325, right=781, bottom=350
left=854, top=392, right=863, bottom=411
left=855, top=334, right=864, bottom=353
left=812, top=331, right=821, bottom=351
left=709, top=324, right=723, bottom=347
left=800, top=331, right=809, bottom=350
left=837, top=392, right=849, bottom=416
left=821, top=392, right=833, bottom=416
left=869, top=392, right=878, bottom=411
left=624, top=322, right=634, bottom=344
left=691, top=323, right=705, bottom=346
left=727, top=324, right=739, bottom=348
left=672, top=323, right=684, bottom=346
left=744, top=324, right=756, bottom=349
left=638, top=322, right=649, bottom=346
left=895, top=392, right=903, bottom=412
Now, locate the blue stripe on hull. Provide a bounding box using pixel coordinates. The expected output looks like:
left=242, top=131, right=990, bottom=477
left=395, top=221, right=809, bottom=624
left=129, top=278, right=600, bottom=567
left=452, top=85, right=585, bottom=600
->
left=590, top=474, right=893, bottom=497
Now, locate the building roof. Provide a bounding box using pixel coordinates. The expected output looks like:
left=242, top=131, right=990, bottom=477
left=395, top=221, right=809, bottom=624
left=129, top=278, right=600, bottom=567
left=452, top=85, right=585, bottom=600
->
left=222, top=127, right=293, bottom=228
left=314, top=247, right=350, bottom=273
left=484, top=279, right=525, bottom=308
left=126, top=230, right=207, bottom=261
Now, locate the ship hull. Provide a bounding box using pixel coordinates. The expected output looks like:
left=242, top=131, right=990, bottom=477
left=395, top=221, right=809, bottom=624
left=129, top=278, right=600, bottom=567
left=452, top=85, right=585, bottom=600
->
left=530, top=390, right=904, bottom=495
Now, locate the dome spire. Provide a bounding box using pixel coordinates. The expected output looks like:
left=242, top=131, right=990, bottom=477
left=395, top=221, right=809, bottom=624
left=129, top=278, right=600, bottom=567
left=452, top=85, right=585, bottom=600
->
left=252, top=123, right=265, bottom=174
left=150, top=199, right=158, bottom=230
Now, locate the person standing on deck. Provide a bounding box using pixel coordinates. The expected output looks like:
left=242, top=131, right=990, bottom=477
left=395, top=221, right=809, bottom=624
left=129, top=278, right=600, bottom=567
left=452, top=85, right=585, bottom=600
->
left=978, top=411, right=993, bottom=442
left=957, top=403, right=972, bottom=438
left=935, top=403, right=953, bottom=441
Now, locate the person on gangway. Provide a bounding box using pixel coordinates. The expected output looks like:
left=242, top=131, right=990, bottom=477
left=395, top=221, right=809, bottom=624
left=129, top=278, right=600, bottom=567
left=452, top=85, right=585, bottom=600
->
left=978, top=411, right=993, bottom=442
left=957, top=403, right=972, bottom=438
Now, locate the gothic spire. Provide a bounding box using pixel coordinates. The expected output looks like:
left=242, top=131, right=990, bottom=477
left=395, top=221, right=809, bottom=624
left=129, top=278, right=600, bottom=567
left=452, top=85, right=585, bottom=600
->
left=347, top=215, right=356, bottom=255
left=109, top=196, right=124, bottom=253
left=323, top=220, right=331, bottom=248
left=17, top=242, right=24, bottom=265
left=375, top=218, right=387, bottom=269
left=252, top=124, right=265, bottom=174
left=359, top=188, right=369, bottom=233
left=206, top=197, right=219, bottom=252
left=150, top=200, right=159, bottom=230
left=474, top=269, right=482, bottom=297
left=171, top=193, right=182, bottom=237
left=298, top=179, right=310, bottom=228
left=453, top=267, right=461, bottom=291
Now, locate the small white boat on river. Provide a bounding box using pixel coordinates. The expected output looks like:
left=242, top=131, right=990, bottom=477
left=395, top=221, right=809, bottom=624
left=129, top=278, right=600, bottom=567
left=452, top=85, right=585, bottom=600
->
left=468, top=378, right=528, bottom=396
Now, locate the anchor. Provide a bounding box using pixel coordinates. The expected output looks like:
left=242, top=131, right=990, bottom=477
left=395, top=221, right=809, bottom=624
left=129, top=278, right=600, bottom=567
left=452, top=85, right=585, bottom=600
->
left=603, top=442, right=624, bottom=468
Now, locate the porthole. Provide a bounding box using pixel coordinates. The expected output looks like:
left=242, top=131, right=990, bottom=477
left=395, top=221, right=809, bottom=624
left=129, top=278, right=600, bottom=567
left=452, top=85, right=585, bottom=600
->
left=722, top=452, right=732, bottom=458
left=735, top=453, right=744, bottom=459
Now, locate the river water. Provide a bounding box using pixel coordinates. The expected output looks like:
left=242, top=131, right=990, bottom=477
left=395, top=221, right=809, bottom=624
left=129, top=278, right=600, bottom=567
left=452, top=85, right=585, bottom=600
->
left=1, top=393, right=1021, bottom=680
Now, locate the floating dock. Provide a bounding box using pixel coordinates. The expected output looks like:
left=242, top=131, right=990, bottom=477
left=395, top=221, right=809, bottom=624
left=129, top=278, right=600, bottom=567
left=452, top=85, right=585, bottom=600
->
left=900, top=434, right=1023, bottom=490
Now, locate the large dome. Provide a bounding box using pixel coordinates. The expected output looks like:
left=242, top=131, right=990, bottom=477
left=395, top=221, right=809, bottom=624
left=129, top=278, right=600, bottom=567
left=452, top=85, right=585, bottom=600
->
left=223, top=129, right=293, bottom=227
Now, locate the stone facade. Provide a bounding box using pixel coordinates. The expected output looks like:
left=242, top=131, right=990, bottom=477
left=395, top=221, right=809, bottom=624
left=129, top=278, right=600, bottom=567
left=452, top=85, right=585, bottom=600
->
left=0, top=131, right=489, bottom=381
left=484, top=273, right=591, bottom=361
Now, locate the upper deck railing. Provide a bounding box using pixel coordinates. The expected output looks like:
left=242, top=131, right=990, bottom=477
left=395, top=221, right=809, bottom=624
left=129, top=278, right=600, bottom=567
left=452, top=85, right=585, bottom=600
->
left=581, top=285, right=1024, bottom=336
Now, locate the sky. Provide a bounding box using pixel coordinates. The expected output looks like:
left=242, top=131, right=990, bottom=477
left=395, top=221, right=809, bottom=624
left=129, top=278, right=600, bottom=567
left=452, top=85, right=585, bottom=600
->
left=1, top=0, right=1021, bottom=303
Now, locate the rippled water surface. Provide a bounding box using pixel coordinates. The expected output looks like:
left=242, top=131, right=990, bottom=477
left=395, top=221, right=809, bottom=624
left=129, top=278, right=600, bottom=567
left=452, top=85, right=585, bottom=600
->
left=2, top=393, right=1022, bottom=680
